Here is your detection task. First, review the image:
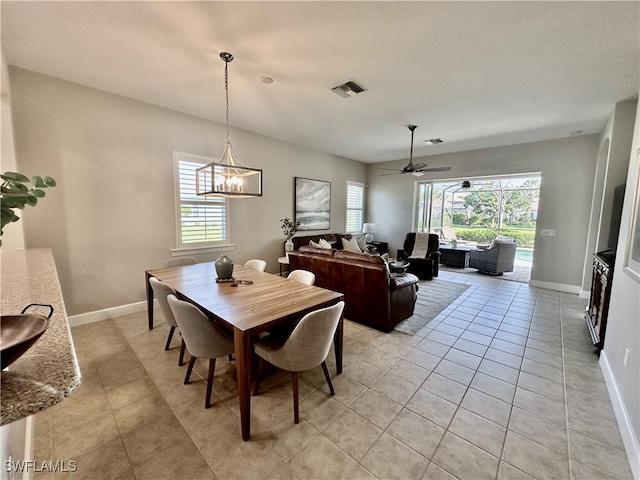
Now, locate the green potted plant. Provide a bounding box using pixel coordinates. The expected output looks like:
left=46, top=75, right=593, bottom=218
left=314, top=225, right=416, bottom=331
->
left=281, top=217, right=300, bottom=253
left=1, top=172, right=56, bottom=246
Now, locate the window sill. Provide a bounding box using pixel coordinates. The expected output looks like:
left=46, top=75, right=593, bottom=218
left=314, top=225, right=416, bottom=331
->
left=171, top=244, right=236, bottom=256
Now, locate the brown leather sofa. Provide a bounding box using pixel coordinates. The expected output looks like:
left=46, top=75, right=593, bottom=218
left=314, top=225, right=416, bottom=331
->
left=287, top=246, right=419, bottom=332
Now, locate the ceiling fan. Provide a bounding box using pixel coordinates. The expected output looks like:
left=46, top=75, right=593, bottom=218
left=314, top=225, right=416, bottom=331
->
left=380, top=125, right=452, bottom=176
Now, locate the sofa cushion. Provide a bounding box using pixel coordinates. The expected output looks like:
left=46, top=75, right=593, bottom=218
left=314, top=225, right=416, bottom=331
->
left=341, top=237, right=362, bottom=253
left=298, top=245, right=336, bottom=257
left=334, top=250, right=384, bottom=265
left=390, top=272, right=420, bottom=291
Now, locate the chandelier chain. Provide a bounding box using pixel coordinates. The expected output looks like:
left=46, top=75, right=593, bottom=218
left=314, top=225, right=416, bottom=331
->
left=224, top=59, right=230, bottom=143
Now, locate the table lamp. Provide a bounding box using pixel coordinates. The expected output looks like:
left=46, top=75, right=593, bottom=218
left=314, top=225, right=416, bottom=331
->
left=363, top=223, right=376, bottom=243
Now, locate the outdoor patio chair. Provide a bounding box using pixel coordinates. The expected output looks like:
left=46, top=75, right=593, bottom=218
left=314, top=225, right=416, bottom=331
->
left=468, top=239, right=517, bottom=275
left=439, top=226, right=478, bottom=247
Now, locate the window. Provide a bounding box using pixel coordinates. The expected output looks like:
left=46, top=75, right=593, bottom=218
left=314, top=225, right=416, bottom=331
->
left=174, top=152, right=229, bottom=249
left=346, top=181, right=364, bottom=233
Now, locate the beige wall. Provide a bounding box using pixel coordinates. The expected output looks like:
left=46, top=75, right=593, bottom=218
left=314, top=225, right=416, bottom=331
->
left=367, top=135, right=599, bottom=291
left=582, top=99, right=637, bottom=292
left=1, top=48, right=24, bottom=249
left=8, top=67, right=366, bottom=315
left=603, top=91, right=640, bottom=475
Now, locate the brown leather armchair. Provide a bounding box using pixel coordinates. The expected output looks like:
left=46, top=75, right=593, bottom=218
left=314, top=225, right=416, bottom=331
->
left=397, top=233, right=440, bottom=280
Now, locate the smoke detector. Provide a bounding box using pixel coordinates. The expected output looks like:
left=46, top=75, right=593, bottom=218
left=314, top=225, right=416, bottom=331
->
left=331, top=79, right=367, bottom=98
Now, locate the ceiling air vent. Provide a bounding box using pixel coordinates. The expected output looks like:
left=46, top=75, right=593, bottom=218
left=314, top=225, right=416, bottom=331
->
left=331, top=80, right=367, bottom=98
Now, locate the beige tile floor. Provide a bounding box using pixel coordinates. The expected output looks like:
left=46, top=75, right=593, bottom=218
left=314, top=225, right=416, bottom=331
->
left=440, top=256, right=532, bottom=284
left=33, top=273, right=633, bottom=480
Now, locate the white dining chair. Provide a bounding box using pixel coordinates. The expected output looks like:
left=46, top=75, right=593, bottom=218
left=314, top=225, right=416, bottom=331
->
left=165, top=256, right=197, bottom=267
left=167, top=295, right=235, bottom=409
left=149, top=278, right=186, bottom=366
left=287, top=269, right=315, bottom=286
left=244, top=259, right=267, bottom=272
left=252, top=301, right=345, bottom=424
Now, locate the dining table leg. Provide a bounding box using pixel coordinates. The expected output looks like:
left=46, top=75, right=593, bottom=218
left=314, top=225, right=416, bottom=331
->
left=234, top=327, right=253, bottom=441
left=145, top=272, right=154, bottom=330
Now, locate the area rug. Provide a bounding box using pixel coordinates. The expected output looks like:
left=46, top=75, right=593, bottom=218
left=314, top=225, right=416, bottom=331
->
left=395, top=279, right=470, bottom=335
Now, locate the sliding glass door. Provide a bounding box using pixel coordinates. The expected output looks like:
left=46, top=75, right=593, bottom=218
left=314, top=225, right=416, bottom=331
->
left=414, top=175, right=540, bottom=250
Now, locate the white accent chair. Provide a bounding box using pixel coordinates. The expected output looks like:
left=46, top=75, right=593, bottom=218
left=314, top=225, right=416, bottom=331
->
left=252, top=301, right=345, bottom=424
left=167, top=295, right=235, bottom=409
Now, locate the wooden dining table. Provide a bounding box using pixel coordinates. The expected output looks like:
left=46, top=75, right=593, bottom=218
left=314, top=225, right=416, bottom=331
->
left=145, top=262, right=344, bottom=440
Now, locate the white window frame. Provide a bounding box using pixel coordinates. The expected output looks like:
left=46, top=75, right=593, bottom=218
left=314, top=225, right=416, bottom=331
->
left=172, top=152, right=233, bottom=254
left=346, top=181, right=365, bottom=233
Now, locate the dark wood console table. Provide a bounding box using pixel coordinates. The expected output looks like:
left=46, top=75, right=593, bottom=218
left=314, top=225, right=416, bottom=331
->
left=586, top=250, right=615, bottom=356
left=368, top=241, right=389, bottom=255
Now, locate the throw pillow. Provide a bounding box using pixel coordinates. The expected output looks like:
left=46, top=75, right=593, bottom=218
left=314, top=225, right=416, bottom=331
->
left=319, top=238, right=333, bottom=249
left=356, top=235, right=367, bottom=252
left=489, top=235, right=515, bottom=249
left=341, top=237, right=362, bottom=253
left=309, top=240, right=321, bottom=248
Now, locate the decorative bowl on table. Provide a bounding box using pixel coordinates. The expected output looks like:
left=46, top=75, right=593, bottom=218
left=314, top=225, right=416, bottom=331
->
left=1, top=304, right=53, bottom=370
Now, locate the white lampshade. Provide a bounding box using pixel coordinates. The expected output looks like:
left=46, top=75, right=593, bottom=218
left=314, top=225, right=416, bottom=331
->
left=363, top=223, right=375, bottom=243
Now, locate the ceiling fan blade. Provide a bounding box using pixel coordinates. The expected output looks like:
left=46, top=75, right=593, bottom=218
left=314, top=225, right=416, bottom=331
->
left=380, top=172, right=401, bottom=176
left=379, top=167, right=403, bottom=172
left=417, top=166, right=452, bottom=172
left=413, top=163, right=427, bottom=170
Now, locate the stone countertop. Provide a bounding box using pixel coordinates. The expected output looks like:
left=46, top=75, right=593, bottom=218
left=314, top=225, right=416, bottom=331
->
left=1, top=248, right=81, bottom=425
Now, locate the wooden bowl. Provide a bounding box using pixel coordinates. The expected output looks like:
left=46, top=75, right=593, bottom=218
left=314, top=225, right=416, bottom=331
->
left=1, top=314, right=51, bottom=370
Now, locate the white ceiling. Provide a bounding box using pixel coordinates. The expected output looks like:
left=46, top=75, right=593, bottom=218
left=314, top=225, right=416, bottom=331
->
left=2, top=1, right=638, bottom=164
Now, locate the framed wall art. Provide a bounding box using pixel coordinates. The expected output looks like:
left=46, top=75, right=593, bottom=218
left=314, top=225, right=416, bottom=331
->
left=295, top=177, right=331, bottom=231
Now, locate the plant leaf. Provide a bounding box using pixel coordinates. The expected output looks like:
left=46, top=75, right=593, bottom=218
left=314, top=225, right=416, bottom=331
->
left=32, top=189, right=46, bottom=198
left=1, top=172, right=30, bottom=182
left=44, top=176, right=56, bottom=187
left=2, top=183, right=29, bottom=193
left=32, top=176, right=46, bottom=188
left=26, top=195, right=38, bottom=207
left=2, top=192, right=32, bottom=200
left=1, top=197, right=26, bottom=209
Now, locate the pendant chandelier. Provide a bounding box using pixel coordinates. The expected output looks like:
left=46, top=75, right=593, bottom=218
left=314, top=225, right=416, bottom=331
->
left=196, top=52, right=263, bottom=198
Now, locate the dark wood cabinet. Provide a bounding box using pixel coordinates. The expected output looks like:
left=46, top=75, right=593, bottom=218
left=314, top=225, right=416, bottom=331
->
left=586, top=251, right=615, bottom=356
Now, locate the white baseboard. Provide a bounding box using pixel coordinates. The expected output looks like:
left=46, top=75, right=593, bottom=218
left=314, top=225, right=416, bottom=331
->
left=68, top=300, right=153, bottom=327
left=528, top=280, right=581, bottom=294
left=600, top=351, right=640, bottom=479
